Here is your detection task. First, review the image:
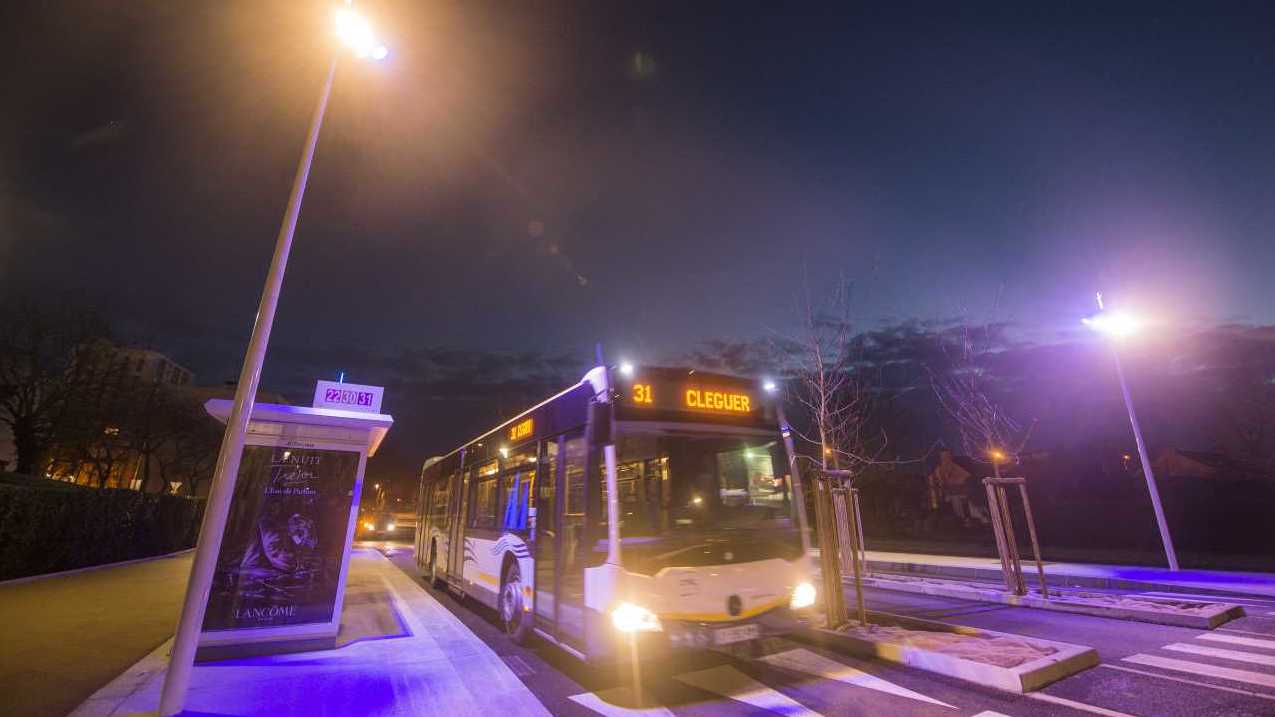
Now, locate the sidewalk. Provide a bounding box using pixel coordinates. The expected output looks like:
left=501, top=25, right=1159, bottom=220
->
left=0, top=550, right=194, bottom=717
left=71, top=549, right=550, bottom=717
left=860, top=550, right=1275, bottom=599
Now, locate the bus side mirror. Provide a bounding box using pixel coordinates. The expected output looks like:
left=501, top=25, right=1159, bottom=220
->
left=589, top=401, right=613, bottom=446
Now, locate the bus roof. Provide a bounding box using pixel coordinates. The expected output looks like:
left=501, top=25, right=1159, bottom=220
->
left=420, top=365, right=776, bottom=475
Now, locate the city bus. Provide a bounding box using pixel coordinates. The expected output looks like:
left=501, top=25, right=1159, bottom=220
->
left=414, top=364, right=816, bottom=661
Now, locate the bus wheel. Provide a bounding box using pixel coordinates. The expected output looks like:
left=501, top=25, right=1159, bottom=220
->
left=500, top=562, right=532, bottom=644
left=428, top=543, right=442, bottom=589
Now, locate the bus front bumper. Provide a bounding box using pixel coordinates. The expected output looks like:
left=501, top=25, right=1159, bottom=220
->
left=655, top=606, right=812, bottom=651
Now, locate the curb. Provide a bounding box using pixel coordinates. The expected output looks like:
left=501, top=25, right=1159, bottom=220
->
left=797, top=610, right=1099, bottom=693
left=859, top=574, right=1245, bottom=629
left=864, top=557, right=1275, bottom=601
left=0, top=548, right=195, bottom=587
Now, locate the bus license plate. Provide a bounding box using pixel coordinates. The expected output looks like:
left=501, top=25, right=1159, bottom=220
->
left=713, top=624, right=760, bottom=645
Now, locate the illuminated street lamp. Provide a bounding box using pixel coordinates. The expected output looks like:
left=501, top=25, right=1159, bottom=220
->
left=987, top=447, right=1007, bottom=478
left=158, top=6, right=390, bottom=716
left=1084, top=293, right=1179, bottom=571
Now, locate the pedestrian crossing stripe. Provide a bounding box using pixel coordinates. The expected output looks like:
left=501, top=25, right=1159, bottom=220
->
left=568, top=687, right=675, bottom=717
left=1027, top=692, right=1137, bottom=717
left=758, top=648, right=954, bottom=708
left=675, top=664, right=823, bottom=717
left=1123, top=653, right=1275, bottom=689
left=1164, top=642, right=1275, bottom=668
left=1197, top=633, right=1275, bottom=651
left=1099, top=663, right=1275, bottom=703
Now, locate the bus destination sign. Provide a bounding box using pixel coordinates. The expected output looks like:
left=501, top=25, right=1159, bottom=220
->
left=509, top=417, right=534, bottom=442
left=685, top=388, right=751, bottom=413
left=625, top=376, right=755, bottom=415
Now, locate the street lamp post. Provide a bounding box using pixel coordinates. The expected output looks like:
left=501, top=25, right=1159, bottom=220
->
left=157, top=9, right=388, bottom=716
left=1084, top=293, right=1180, bottom=572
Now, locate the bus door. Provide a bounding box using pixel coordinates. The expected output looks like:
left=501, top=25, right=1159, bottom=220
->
left=448, top=461, right=472, bottom=586
left=416, top=482, right=432, bottom=563
left=533, top=429, right=588, bottom=649
left=533, top=437, right=560, bottom=635
left=557, top=430, right=589, bottom=647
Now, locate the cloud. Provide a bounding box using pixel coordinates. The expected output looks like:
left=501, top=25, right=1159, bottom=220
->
left=69, top=120, right=126, bottom=151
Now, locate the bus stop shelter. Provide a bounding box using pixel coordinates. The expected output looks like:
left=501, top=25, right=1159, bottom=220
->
left=196, top=399, right=392, bottom=659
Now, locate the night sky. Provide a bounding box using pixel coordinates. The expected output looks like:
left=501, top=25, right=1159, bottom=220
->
left=4, top=1, right=1274, bottom=389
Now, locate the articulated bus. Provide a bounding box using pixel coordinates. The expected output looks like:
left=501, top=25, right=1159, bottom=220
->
left=414, top=365, right=816, bottom=661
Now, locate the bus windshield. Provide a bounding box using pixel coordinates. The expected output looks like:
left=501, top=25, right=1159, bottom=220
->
left=597, top=431, right=803, bottom=572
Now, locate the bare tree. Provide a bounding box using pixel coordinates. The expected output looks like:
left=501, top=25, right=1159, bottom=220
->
left=154, top=397, right=221, bottom=496
left=0, top=298, right=109, bottom=475
left=929, top=320, right=1034, bottom=476
left=46, top=339, right=135, bottom=486
left=783, top=280, right=890, bottom=477
left=1218, top=370, right=1275, bottom=476
left=778, top=279, right=892, bottom=626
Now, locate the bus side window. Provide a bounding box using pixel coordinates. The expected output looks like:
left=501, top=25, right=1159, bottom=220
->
left=562, top=434, right=588, bottom=566
left=537, top=440, right=558, bottom=540
left=472, top=474, right=499, bottom=530
left=502, top=468, right=532, bottom=533
left=433, top=474, right=454, bottom=532
left=420, top=484, right=433, bottom=533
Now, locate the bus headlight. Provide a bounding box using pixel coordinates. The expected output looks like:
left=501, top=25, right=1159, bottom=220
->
left=790, top=582, right=817, bottom=610
left=611, top=602, right=662, bottom=633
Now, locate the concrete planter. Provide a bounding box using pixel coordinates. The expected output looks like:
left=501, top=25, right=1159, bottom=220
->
left=860, top=574, right=1245, bottom=629
left=799, top=610, right=1098, bottom=693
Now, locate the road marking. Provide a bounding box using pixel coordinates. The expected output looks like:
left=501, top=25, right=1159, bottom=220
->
left=1217, top=627, right=1275, bottom=638
left=1164, top=642, right=1275, bottom=667
left=1138, top=591, right=1275, bottom=606
left=757, top=648, right=954, bottom=709
left=501, top=654, right=535, bottom=677
left=1027, top=692, right=1136, bottom=717
left=1197, top=633, right=1275, bottom=651
left=1099, top=664, right=1275, bottom=703
left=675, top=665, right=822, bottom=716
left=1123, top=653, right=1275, bottom=688
left=568, top=688, right=675, bottom=717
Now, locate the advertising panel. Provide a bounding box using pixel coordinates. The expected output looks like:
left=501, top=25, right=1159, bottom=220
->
left=203, top=445, right=360, bottom=631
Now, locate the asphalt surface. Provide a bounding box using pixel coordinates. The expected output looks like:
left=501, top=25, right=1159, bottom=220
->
left=0, top=551, right=193, bottom=717
left=373, top=540, right=1275, bottom=717
left=859, top=580, right=1275, bottom=716
left=9, top=541, right=1275, bottom=717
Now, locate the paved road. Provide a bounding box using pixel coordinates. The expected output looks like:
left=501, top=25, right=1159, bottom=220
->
left=0, top=552, right=192, bottom=717
left=382, top=542, right=1216, bottom=717
left=858, top=580, right=1275, bottom=716
left=10, top=541, right=1275, bottom=717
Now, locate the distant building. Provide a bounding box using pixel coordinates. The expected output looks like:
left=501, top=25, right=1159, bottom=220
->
left=43, top=343, right=283, bottom=495
left=83, top=345, right=194, bottom=387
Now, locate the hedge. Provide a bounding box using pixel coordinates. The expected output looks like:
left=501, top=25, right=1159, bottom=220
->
left=0, top=475, right=204, bottom=581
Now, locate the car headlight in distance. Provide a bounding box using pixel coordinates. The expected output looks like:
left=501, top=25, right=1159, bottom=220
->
left=387, top=523, right=396, bottom=531
left=611, top=602, right=662, bottom=632
left=363, top=521, right=375, bottom=531
left=790, top=581, right=817, bottom=610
